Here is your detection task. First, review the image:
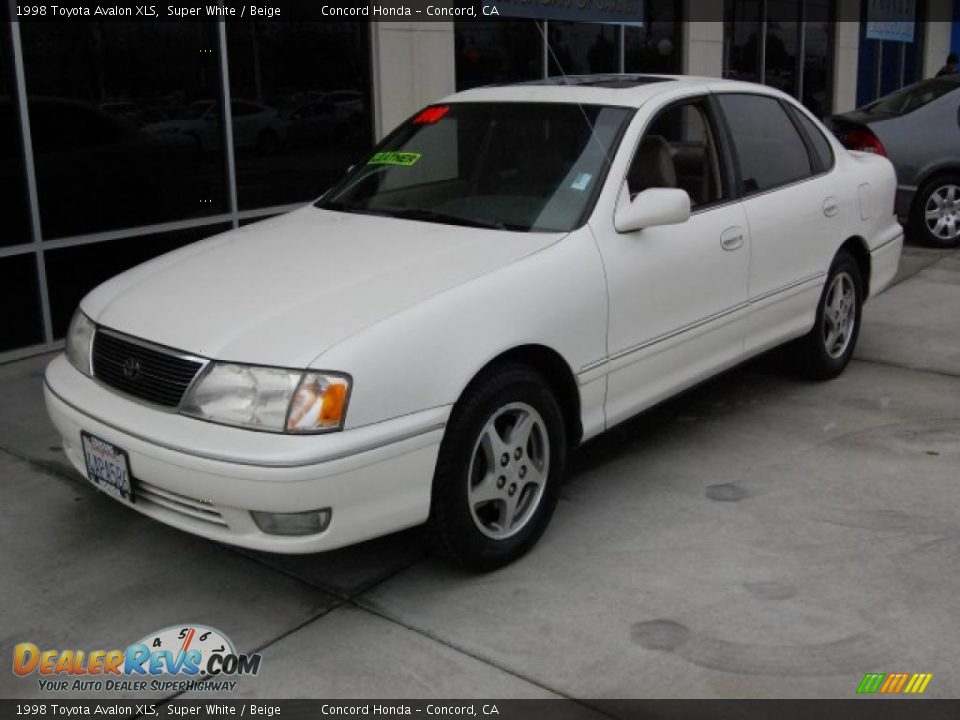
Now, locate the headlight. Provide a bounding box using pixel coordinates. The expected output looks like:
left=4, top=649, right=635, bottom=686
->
left=180, top=363, right=350, bottom=433
left=65, top=309, right=95, bottom=376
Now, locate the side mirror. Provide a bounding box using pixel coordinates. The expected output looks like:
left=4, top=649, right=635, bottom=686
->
left=615, top=188, right=691, bottom=233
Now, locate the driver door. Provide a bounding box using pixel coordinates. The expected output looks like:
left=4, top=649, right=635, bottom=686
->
left=599, top=96, right=751, bottom=427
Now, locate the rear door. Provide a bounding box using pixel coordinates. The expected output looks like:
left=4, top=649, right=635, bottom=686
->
left=714, top=92, right=841, bottom=354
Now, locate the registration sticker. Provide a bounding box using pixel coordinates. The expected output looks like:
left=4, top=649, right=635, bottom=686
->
left=368, top=151, right=421, bottom=166
left=571, top=172, right=593, bottom=191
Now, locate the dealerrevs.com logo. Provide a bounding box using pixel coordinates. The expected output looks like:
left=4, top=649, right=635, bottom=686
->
left=13, top=625, right=262, bottom=693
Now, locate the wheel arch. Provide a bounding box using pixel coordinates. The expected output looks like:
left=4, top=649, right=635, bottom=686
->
left=911, top=167, right=960, bottom=213
left=838, top=236, right=871, bottom=299
left=454, top=344, right=583, bottom=449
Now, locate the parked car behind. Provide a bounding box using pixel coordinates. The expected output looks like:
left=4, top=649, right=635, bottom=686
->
left=829, top=75, right=960, bottom=247
left=45, top=75, right=902, bottom=570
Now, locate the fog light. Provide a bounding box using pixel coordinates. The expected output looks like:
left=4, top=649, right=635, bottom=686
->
left=251, top=508, right=331, bottom=536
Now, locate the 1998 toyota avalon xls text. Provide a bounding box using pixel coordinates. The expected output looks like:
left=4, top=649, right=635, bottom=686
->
left=45, top=75, right=902, bottom=570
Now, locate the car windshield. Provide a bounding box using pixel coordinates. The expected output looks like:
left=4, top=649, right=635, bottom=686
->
left=861, top=78, right=959, bottom=116
left=316, top=102, right=633, bottom=232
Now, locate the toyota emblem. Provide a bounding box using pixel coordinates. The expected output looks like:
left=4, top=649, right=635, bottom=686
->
left=122, top=357, right=141, bottom=380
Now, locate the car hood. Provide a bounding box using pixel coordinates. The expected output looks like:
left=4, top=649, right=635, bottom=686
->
left=82, top=206, right=563, bottom=368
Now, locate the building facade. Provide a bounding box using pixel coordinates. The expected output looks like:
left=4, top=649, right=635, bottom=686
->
left=3, top=1, right=958, bottom=361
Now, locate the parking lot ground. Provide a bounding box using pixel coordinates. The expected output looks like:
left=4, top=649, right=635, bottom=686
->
left=1, top=245, right=957, bottom=700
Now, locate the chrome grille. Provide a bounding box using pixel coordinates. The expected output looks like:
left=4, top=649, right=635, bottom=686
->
left=92, top=329, right=203, bottom=407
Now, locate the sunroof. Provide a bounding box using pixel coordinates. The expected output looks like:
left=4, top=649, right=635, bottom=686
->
left=516, top=75, right=672, bottom=89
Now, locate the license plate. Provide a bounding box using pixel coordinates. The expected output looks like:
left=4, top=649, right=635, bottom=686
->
left=80, top=432, right=134, bottom=503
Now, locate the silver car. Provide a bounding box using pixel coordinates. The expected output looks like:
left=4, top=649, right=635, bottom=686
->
left=829, top=75, right=960, bottom=247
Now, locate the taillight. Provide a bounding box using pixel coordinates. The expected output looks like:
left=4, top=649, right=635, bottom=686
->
left=843, top=128, right=887, bottom=157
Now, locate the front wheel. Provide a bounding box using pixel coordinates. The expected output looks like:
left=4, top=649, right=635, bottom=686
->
left=428, top=365, right=567, bottom=571
left=796, top=251, right=864, bottom=380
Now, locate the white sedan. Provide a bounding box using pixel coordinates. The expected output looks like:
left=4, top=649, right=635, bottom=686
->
left=45, top=75, right=903, bottom=570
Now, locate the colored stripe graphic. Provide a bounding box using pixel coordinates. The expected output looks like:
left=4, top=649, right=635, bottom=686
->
left=858, top=672, right=932, bottom=694
left=857, top=673, right=886, bottom=693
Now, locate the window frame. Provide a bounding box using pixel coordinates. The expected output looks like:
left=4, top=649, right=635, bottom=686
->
left=621, top=94, right=738, bottom=215
left=781, top=100, right=836, bottom=175
left=712, top=91, right=832, bottom=199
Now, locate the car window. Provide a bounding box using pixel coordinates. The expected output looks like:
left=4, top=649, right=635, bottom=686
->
left=317, top=102, right=633, bottom=232
left=788, top=105, right=834, bottom=172
left=716, top=93, right=814, bottom=195
left=626, top=99, right=727, bottom=208
left=862, top=78, right=959, bottom=116
left=231, top=101, right=260, bottom=117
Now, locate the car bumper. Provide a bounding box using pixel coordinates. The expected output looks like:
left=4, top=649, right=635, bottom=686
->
left=867, top=223, right=904, bottom=300
left=895, top=186, right=916, bottom=224
left=43, top=355, right=446, bottom=553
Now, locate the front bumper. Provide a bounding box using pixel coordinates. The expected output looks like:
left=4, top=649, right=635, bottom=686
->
left=44, top=355, right=446, bottom=553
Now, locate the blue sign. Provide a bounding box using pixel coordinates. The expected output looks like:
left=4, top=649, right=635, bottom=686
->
left=489, top=0, right=644, bottom=25
left=865, top=0, right=916, bottom=42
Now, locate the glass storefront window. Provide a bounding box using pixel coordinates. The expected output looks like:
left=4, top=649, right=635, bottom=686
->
left=624, top=2, right=683, bottom=74
left=723, top=0, right=835, bottom=116
left=455, top=21, right=544, bottom=90
left=44, top=224, right=230, bottom=338
left=0, top=13, right=31, bottom=248
left=724, top=0, right=763, bottom=84
left=547, top=22, right=621, bottom=76
left=802, top=0, right=834, bottom=116
left=226, top=21, right=373, bottom=210
left=1, top=254, right=44, bottom=352
left=20, top=22, right=228, bottom=240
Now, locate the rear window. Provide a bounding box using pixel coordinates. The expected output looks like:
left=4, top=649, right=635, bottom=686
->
left=861, top=78, right=959, bottom=116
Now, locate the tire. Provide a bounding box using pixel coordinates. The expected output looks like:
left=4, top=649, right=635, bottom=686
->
left=911, top=174, right=960, bottom=248
left=796, top=251, right=864, bottom=380
left=428, top=364, right=567, bottom=571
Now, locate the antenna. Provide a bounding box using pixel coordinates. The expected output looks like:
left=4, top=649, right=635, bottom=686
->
left=535, top=21, right=617, bottom=171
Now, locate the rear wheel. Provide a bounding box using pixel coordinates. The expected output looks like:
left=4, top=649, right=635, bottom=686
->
left=428, top=364, right=566, bottom=571
left=912, top=174, right=960, bottom=247
left=796, top=251, right=863, bottom=380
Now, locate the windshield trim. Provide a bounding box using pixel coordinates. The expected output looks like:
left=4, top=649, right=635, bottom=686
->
left=315, top=101, right=636, bottom=233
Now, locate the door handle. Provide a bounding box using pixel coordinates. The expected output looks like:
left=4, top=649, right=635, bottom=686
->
left=720, top=226, right=744, bottom=251
left=823, top=197, right=840, bottom=217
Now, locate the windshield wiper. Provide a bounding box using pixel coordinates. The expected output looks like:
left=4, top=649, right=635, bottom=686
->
left=381, top=207, right=521, bottom=231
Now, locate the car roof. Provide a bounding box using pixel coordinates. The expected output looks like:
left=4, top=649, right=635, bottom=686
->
left=441, top=74, right=794, bottom=108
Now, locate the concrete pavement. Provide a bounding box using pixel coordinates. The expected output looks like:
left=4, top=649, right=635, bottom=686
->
left=1, top=245, right=957, bottom=700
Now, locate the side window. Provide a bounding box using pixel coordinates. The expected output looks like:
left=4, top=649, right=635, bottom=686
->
left=716, top=94, right=813, bottom=194
left=626, top=100, right=727, bottom=209
left=788, top=105, right=834, bottom=173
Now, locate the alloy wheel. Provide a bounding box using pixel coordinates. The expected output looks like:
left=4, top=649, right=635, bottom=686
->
left=823, top=271, right=856, bottom=359
left=924, top=184, right=960, bottom=242
left=467, top=402, right=550, bottom=540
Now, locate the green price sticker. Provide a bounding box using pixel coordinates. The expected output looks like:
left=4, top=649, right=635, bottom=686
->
left=368, top=151, right=422, bottom=166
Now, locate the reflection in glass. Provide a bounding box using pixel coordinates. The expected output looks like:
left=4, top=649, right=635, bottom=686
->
left=44, top=224, right=230, bottom=338
left=0, top=14, right=32, bottom=248
left=20, top=22, right=228, bottom=239
left=724, top=0, right=763, bottom=84
left=802, top=0, right=834, bottom=116
left=625, top=1, right=682, bottom=74
left=227, top=22, right=373, bottom=210
left=456, top=21, right=543, bottom=90
left=1, top=254, right=44, bottom=351
left=764, top=0, right=799, bottom=96
left=547, top=22, right=621, bottom=76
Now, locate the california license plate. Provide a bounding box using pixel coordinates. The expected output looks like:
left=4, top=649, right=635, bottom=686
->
left=80, top=432, right=134, bottom=503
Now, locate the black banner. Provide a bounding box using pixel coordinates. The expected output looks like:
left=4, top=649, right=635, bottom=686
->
left=4, top=699, right=960, bottom=720
left=8, top=0, right=959, bottom=23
